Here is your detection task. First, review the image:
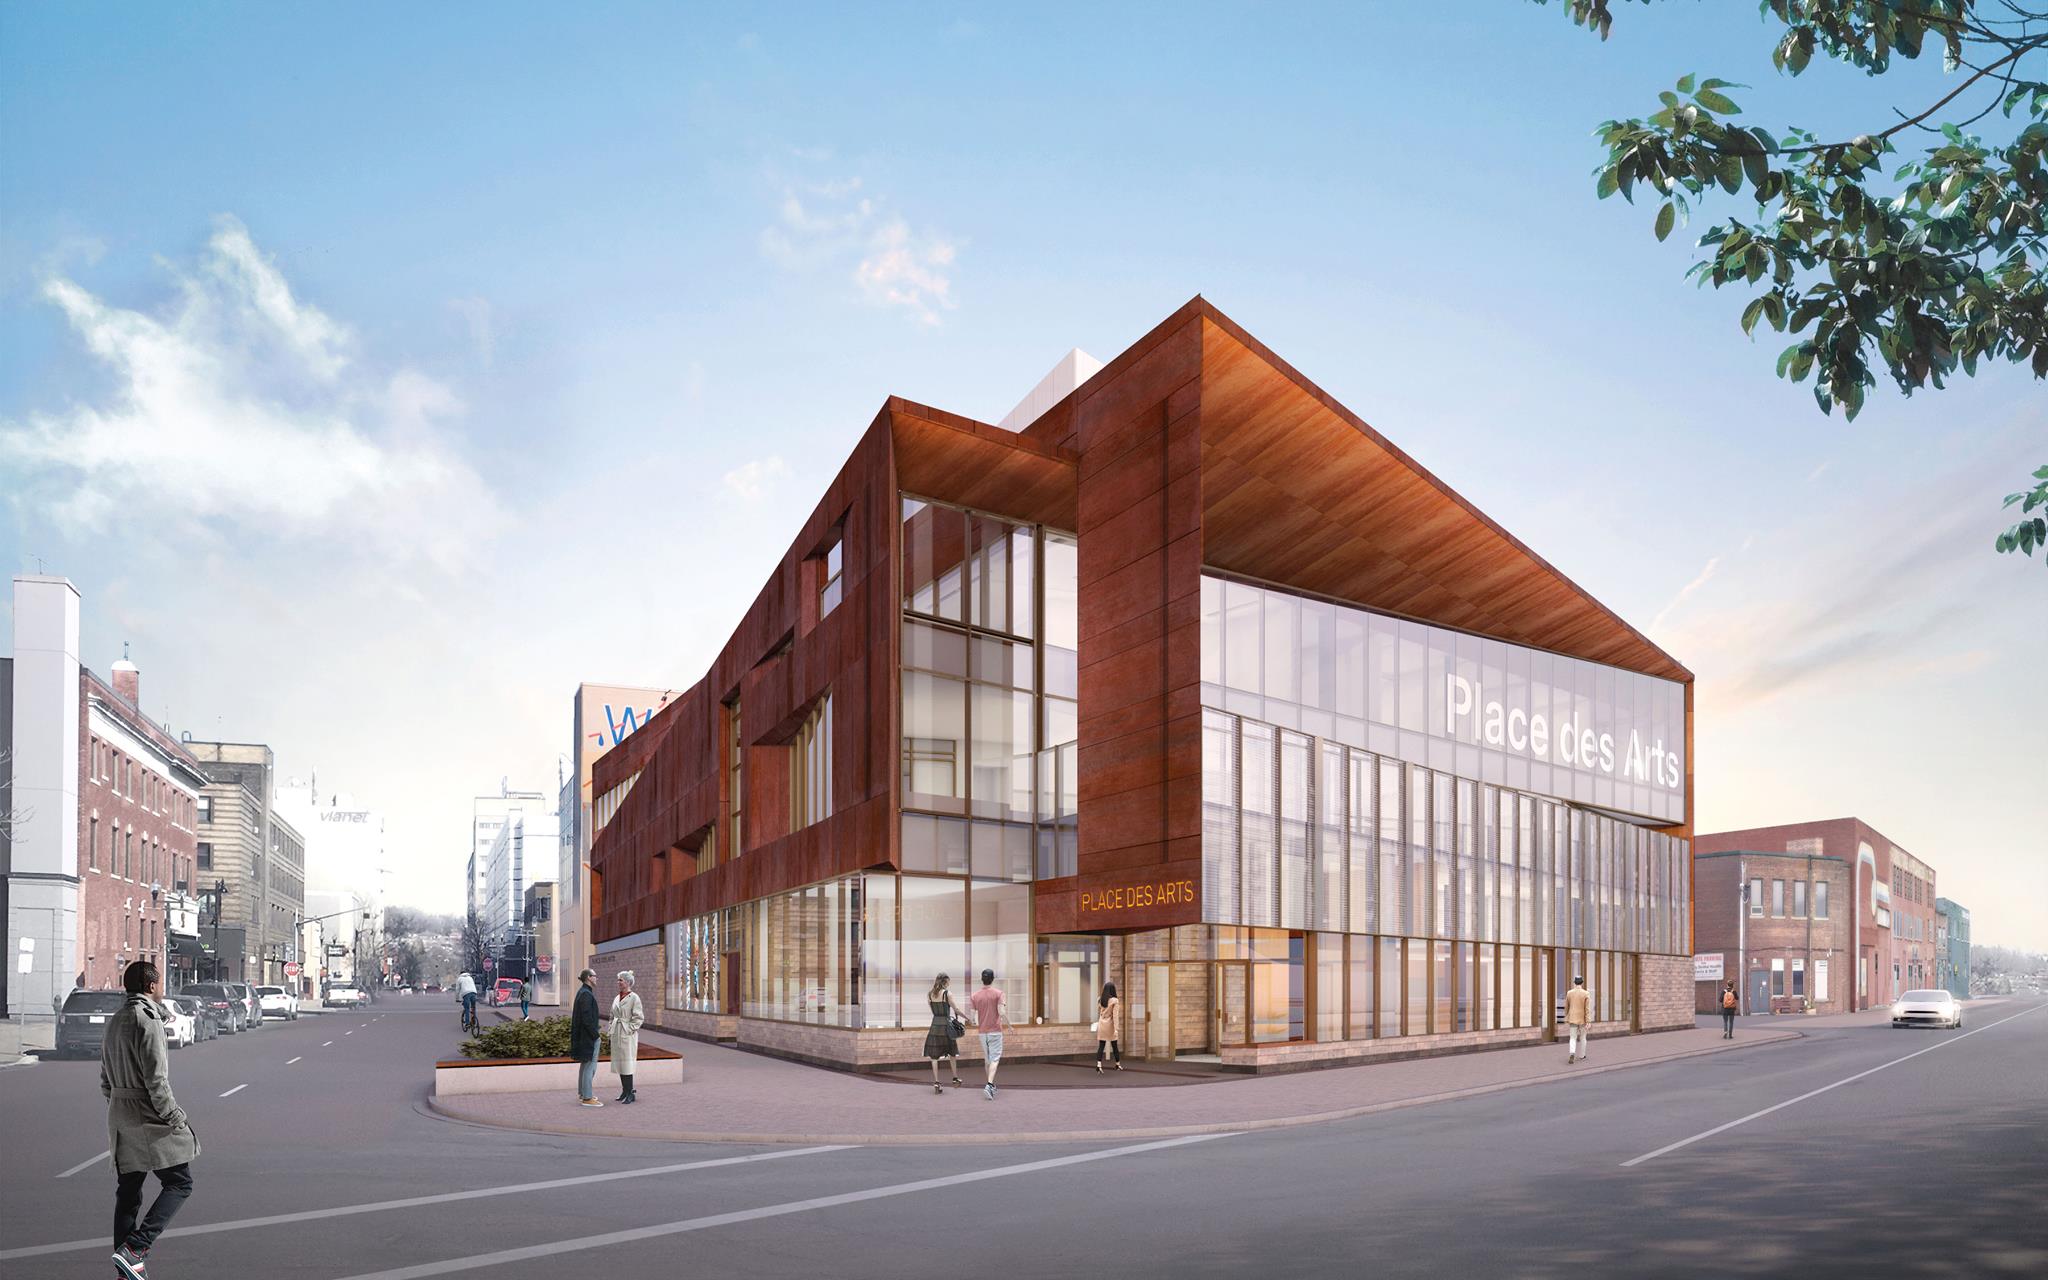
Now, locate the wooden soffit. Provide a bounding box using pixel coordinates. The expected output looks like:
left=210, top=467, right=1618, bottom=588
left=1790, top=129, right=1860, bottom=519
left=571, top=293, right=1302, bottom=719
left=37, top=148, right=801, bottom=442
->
left=1197, top=310, right=1690, bottom=682
left=888, top=396, right=1080, bottom=531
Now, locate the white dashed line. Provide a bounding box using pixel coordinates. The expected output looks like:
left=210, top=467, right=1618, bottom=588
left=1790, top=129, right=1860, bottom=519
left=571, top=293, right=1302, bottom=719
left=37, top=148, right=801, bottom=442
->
left=345, top=1031, right=354, bottom=1036
left=322, top=1041, right=334, bottom=1047
left=55, top=1151, right=109, bottom=1179
left=219, top=1084, right=248, bottom=1098
left=287, top=1056, right=302, bottom=1065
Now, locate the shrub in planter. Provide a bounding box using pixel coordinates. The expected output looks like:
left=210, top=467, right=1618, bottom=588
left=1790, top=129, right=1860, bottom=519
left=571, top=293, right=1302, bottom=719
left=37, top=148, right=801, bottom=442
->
left=460, top=1015, right=610, bottom=1061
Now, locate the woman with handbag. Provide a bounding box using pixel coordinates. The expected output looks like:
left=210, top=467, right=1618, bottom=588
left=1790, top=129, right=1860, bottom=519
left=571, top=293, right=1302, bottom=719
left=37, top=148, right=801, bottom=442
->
left=924, top=973, right=967, bottom=1093
left=1095, top=981, right=1123, bottom=1073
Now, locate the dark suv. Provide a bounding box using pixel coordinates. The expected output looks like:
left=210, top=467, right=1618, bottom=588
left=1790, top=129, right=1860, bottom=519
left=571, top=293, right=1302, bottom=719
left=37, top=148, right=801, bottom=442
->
left=55, top=990, right=128, bottom=1058
left=180, top=983, right=245, bottom=1033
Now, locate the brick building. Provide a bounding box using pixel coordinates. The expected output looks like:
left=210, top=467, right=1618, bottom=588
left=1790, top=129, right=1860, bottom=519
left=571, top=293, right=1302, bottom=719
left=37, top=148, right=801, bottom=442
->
left=589, top=299, right=1696, bottom=1072
left=1694, top=817, right=1936, bottom=1014
left=5, top=576, right=207, bottom=1040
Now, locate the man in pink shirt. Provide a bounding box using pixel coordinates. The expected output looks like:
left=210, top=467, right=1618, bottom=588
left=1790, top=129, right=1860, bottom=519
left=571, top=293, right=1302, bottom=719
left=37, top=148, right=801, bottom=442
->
left=967, top=968, right=1008, bottom=1099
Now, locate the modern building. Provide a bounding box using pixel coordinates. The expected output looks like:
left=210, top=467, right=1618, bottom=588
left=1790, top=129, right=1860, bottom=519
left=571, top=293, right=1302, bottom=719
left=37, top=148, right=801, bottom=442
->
left=1694, top=818, right=1936, bottom=1012
left=558, top=684, right=672, bottom=995
left=1936, top=897, right=1970, bottom=1000
left=184, top=740, right=305, bottom=984
left=301, top=888, right=371, bottom=988
left=5, top=577, right=209, bottom=1041
left=519, top=880, right=560, bottom=1005
left=480, top=806, right=557, bottom=952
left=274, top=774, right=386, bottom=994
left=587, top=299, right=1697, bottom=1071
left=470, top=784, right=549, bottom=932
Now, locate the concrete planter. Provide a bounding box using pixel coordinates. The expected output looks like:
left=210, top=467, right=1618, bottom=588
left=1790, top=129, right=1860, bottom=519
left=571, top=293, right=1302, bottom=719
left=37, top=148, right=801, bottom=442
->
left=433, top=1045, right=682, bottom=1097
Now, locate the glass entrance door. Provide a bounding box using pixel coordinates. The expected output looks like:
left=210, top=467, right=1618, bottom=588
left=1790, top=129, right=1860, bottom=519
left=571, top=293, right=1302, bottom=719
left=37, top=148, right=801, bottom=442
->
left=1213, top=960, right=1249, bottom=1050
left=1145, top=964, right=1173, bottom=1060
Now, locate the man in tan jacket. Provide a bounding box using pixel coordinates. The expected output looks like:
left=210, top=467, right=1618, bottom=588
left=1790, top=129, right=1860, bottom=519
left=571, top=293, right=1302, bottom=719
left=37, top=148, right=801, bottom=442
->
left=101, top=960, right=200, bottom=1279
left=1564, top=974, right=1593, bottom=1064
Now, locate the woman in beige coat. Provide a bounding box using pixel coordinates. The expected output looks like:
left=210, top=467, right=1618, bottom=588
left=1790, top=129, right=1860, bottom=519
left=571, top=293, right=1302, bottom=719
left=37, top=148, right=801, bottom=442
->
left=1094, top=981, right=1124, bottom=1073
left=609, top=970, right=645, bottom=1104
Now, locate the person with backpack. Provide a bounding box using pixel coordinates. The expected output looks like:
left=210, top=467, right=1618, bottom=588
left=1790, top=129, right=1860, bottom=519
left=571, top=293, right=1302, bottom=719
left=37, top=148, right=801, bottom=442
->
left=1721, top=980, right=1739, bottom=1038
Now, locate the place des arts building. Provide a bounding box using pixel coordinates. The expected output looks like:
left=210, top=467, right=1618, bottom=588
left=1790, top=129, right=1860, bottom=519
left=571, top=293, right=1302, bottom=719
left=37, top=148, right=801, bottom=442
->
left=587, top=298, right=1696, bottom=1071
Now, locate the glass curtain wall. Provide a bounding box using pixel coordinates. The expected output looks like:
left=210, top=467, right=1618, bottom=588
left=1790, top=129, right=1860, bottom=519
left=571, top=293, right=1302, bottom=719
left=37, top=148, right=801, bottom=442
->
left=1201, top=576, right=1686, bottom=824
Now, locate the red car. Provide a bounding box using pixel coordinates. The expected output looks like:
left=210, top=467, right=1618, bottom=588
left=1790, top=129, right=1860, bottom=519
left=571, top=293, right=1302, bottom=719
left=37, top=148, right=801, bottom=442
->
left=492, top=977, right=525, bottom=1006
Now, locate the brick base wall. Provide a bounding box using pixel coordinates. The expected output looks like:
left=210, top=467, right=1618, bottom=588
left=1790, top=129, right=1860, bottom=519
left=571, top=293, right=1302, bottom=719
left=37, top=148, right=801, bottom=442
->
left=649, top=1008, right=738, bottom=1043
left=735, top=1017, right=1104, bottom=1071
left=589, top=943, right=662, bottom=1011
left=1639, top=953, right=1694, bottom=1031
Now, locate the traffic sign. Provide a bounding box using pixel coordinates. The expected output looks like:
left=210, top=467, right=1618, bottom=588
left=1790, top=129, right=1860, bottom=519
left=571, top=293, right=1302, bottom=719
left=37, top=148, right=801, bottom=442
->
left=284, top=961, right=302, bottom=978
left=535, top=955, right=553, bottom=974
left=484, top=956, right=495, bottom=970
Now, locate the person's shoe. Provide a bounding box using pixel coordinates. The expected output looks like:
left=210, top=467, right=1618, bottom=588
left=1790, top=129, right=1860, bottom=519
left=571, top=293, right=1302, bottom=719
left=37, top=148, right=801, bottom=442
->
left=1096, top=1060, right=1104, bottom=1073
left=950, top=1076, right=964, bottom=1087
left=1567, top=1053, right=1575, bottom=1064
left=934, top=1082, right=944, bottom=1094
left=624, top=1092, right=636, bottom=1104
left=111, top=1245, right=148, bottom=1279
left=1114, top=1062, right=1124, bottom=1071
left=580, top=1097, right=604, bottom=1107
left=984, top=1082, right=996, bottom=1100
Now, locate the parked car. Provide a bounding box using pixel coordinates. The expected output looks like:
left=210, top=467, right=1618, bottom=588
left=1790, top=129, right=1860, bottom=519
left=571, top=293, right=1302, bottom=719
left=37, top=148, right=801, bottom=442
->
left=54, top=990, right=127, bottom=1058
left=170, top=995, right=217, bottom=1043
left=324, top=981, right=367, bottom=1008
left=254, top=984, right=300, bottom=1020
left=179, top=983, right=245, bottom=1033
left=492, top=977, right=524, bottom=1007
left=162, top=995, right=199, bottom=1049
left=1892, top=989, right=1963, bottom=1029
left=223, top=982, right=263, bottom=1030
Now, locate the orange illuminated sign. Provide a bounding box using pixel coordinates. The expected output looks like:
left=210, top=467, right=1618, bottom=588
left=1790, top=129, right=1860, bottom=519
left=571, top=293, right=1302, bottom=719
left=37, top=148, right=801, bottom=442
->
left=1079, top=878, right=1197, bottom=915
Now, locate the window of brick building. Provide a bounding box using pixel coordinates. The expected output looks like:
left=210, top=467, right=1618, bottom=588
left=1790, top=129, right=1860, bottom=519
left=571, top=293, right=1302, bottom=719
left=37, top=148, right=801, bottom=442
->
left=1792, top=958, right=1805, bottom=998
left=198, top=842, right=212, bottom=871
left=818, top=534, right=844, bottom=619
left=792, top=692, right=834, bottom=831
left=1814, top=881, right=1828, bottom=919
left=1749, top=877, right=1763, bottom=916
left=1771, top=879, right=1785, bottom=917
left=1793, top=880, right=1807, bottom=917
left=1771, top=958, right=1785, bottom=997
left=89, top=816, right=100, bottom=871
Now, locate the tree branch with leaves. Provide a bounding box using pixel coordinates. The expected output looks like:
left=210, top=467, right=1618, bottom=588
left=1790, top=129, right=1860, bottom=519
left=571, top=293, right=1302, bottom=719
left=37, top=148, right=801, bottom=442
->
left=1538, top=0, right=2048, bottom=566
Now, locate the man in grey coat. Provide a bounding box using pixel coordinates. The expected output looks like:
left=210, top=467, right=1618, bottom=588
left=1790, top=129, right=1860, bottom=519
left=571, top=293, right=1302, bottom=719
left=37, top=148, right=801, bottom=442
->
left=101, top=961, right=200, bottom=1279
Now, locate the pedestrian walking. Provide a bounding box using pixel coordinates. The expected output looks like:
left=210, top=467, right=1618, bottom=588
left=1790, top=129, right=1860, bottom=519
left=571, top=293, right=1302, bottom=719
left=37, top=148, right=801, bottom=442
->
left=101, top=961, right=200, bottom=1280
left=1720, top=981, right=1738, bottom=1038
left=968, top=968, right=1008, bottom=1100
left=1094, top=981, right=1124, bottom=1074
left=519, top=977, right=531, bottom=1021
left=923, top=973, right=966, bottom=1094
left=1564, top=973, right=1592, bottom=1064
left=571, top=968, right=602, bottom=1107
left=610, top=971, right=645, bottom=1104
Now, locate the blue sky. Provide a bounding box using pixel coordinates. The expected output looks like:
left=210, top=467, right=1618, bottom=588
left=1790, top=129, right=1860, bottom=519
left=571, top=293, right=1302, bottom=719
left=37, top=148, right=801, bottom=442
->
left=3, top=3, right=2042, bottom=943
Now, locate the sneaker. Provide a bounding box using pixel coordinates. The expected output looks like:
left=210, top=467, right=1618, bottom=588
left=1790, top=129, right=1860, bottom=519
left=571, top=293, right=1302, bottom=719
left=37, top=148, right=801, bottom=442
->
left=112, top=1245, right=148, bottom=1279
left=984, top=1083, right=995, bottom=1100
left=579, top=1097, right=604, bottom=1107
left=1567, top=1054, right=1575, bottom=1064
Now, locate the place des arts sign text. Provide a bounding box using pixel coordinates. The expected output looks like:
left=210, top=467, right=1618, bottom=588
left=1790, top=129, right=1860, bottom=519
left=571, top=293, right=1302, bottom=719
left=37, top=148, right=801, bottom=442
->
left=1080, top=878, right=1198, bottom=916
left=1446, top=673, right=1683, bottom=791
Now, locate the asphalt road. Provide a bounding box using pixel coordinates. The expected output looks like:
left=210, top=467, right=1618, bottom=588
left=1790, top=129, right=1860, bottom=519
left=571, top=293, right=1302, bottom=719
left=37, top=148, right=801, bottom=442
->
left=2, top=996, right=2043, bottom=1279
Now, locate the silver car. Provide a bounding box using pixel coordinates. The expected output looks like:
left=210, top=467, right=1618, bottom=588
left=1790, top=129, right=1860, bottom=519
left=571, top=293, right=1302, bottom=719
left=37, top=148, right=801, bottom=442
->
left=1891, top=989, right=1963, bottom=1029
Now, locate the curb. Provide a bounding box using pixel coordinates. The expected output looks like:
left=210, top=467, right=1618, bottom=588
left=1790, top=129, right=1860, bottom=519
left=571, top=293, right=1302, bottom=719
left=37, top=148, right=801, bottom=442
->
left=423, top=1029, right=1805, bottom=1147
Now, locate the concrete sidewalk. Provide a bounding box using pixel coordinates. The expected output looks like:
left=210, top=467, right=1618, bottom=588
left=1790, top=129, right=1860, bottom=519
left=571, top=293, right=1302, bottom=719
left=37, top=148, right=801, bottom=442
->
left=427, top=1021, right=1802, bottom=1146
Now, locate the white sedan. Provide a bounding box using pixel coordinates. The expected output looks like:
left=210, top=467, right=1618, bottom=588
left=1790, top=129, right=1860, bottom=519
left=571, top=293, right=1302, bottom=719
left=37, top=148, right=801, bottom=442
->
left=1891, top=989, right=1963, bottom=1029
left=255, top=985, right=300, bottom=1020
left=163, top=998, right=199, bottom=1049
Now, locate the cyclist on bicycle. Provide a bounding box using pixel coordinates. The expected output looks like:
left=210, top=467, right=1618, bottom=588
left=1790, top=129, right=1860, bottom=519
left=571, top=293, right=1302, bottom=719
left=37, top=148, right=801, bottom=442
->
left=457, top=971, right=479, bottom=1030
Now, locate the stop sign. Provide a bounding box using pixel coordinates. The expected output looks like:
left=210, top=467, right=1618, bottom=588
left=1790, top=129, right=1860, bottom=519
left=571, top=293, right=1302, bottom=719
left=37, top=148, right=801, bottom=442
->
left=536, top=955, right=553, bottom=974
left=284, top=961, right=301, bottom=977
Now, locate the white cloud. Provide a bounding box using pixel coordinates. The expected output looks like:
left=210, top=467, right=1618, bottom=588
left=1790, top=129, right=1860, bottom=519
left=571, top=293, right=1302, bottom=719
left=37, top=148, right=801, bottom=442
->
left=721, top=456, right=789, bottom=501
left=1, top=217, right=501, bottom=574
left=759, top=170, right=959, bottom=323
left=856, top=218, right=958, bottom=326
left=1647, top=555, right=1719, bottom=636
left=448, top=295, right=495, bottom=369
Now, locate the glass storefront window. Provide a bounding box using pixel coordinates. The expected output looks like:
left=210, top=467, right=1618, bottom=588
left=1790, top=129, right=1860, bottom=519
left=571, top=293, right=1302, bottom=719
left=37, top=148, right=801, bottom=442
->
left=901, top=876, right=968, bottom=1011
left=1349, top=934, right=1374, bottom=1039
left=969, top=880, right=1032, bottom=1019
left=1314, top=932, right=1344, bottom=1042
left=1242, top=723, right=1278, bottom=928
left=863, top=874, right=899, bottom=1028
left=1034, top=935, right=1101, bottom=1025
left=902, top=671, right=967, bottom=814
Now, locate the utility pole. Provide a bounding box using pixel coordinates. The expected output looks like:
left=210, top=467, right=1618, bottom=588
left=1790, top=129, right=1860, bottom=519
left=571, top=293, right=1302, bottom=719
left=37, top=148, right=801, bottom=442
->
left=1737, top=858, right=1748, bottom=1017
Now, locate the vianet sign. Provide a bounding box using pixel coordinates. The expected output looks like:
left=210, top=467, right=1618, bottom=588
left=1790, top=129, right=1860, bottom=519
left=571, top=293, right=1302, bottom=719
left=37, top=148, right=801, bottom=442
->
left=1080, top=878, right=1197, bottom=915
left=1447, top=674, right=1681, bottom=790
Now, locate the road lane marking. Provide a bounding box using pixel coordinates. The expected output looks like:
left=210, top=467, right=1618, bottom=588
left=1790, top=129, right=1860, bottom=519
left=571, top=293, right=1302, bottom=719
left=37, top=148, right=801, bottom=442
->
left=55, top=1151, right=109, bottom=1179
left=333, top=1133, right=1235, bottom=1279
left=1623, top=1002, right=2047, bottom=1167
left=345, top=1030, right=354, bottom=1036
left=219, top=1084, right=248, bottom=1098
left=287, top=1056, right=302, bottom=1065
left=323, top=1041, right=334, bottom=1046
left=0, top=1146, right=853, bottom=1261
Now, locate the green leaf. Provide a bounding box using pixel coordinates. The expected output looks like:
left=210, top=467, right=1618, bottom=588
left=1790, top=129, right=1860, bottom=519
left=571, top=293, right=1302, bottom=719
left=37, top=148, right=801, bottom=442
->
left=1655, top=201, right=1676, bottom=242
left=1596, top=168, right=1619, bottom=199
left=1741, top=298, right=1765, bottom=336
left=1677, top=73, right=1696, bottom=95
left=1695, top=89, right=1740, bottom=115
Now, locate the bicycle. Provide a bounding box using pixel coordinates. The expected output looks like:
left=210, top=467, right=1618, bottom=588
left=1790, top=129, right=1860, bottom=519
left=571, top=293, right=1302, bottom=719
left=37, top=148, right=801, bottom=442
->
left=460, top=997, right=480, bottom=1035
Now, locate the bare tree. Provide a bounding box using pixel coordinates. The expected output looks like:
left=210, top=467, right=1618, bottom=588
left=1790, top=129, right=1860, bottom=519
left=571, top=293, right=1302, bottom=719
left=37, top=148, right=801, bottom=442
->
left=0, top=750, right=30, bottom=842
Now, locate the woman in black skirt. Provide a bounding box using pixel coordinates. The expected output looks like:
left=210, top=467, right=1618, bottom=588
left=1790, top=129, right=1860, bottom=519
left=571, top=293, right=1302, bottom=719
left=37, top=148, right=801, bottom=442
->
left=924, top=973, right=966, bottom=1093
